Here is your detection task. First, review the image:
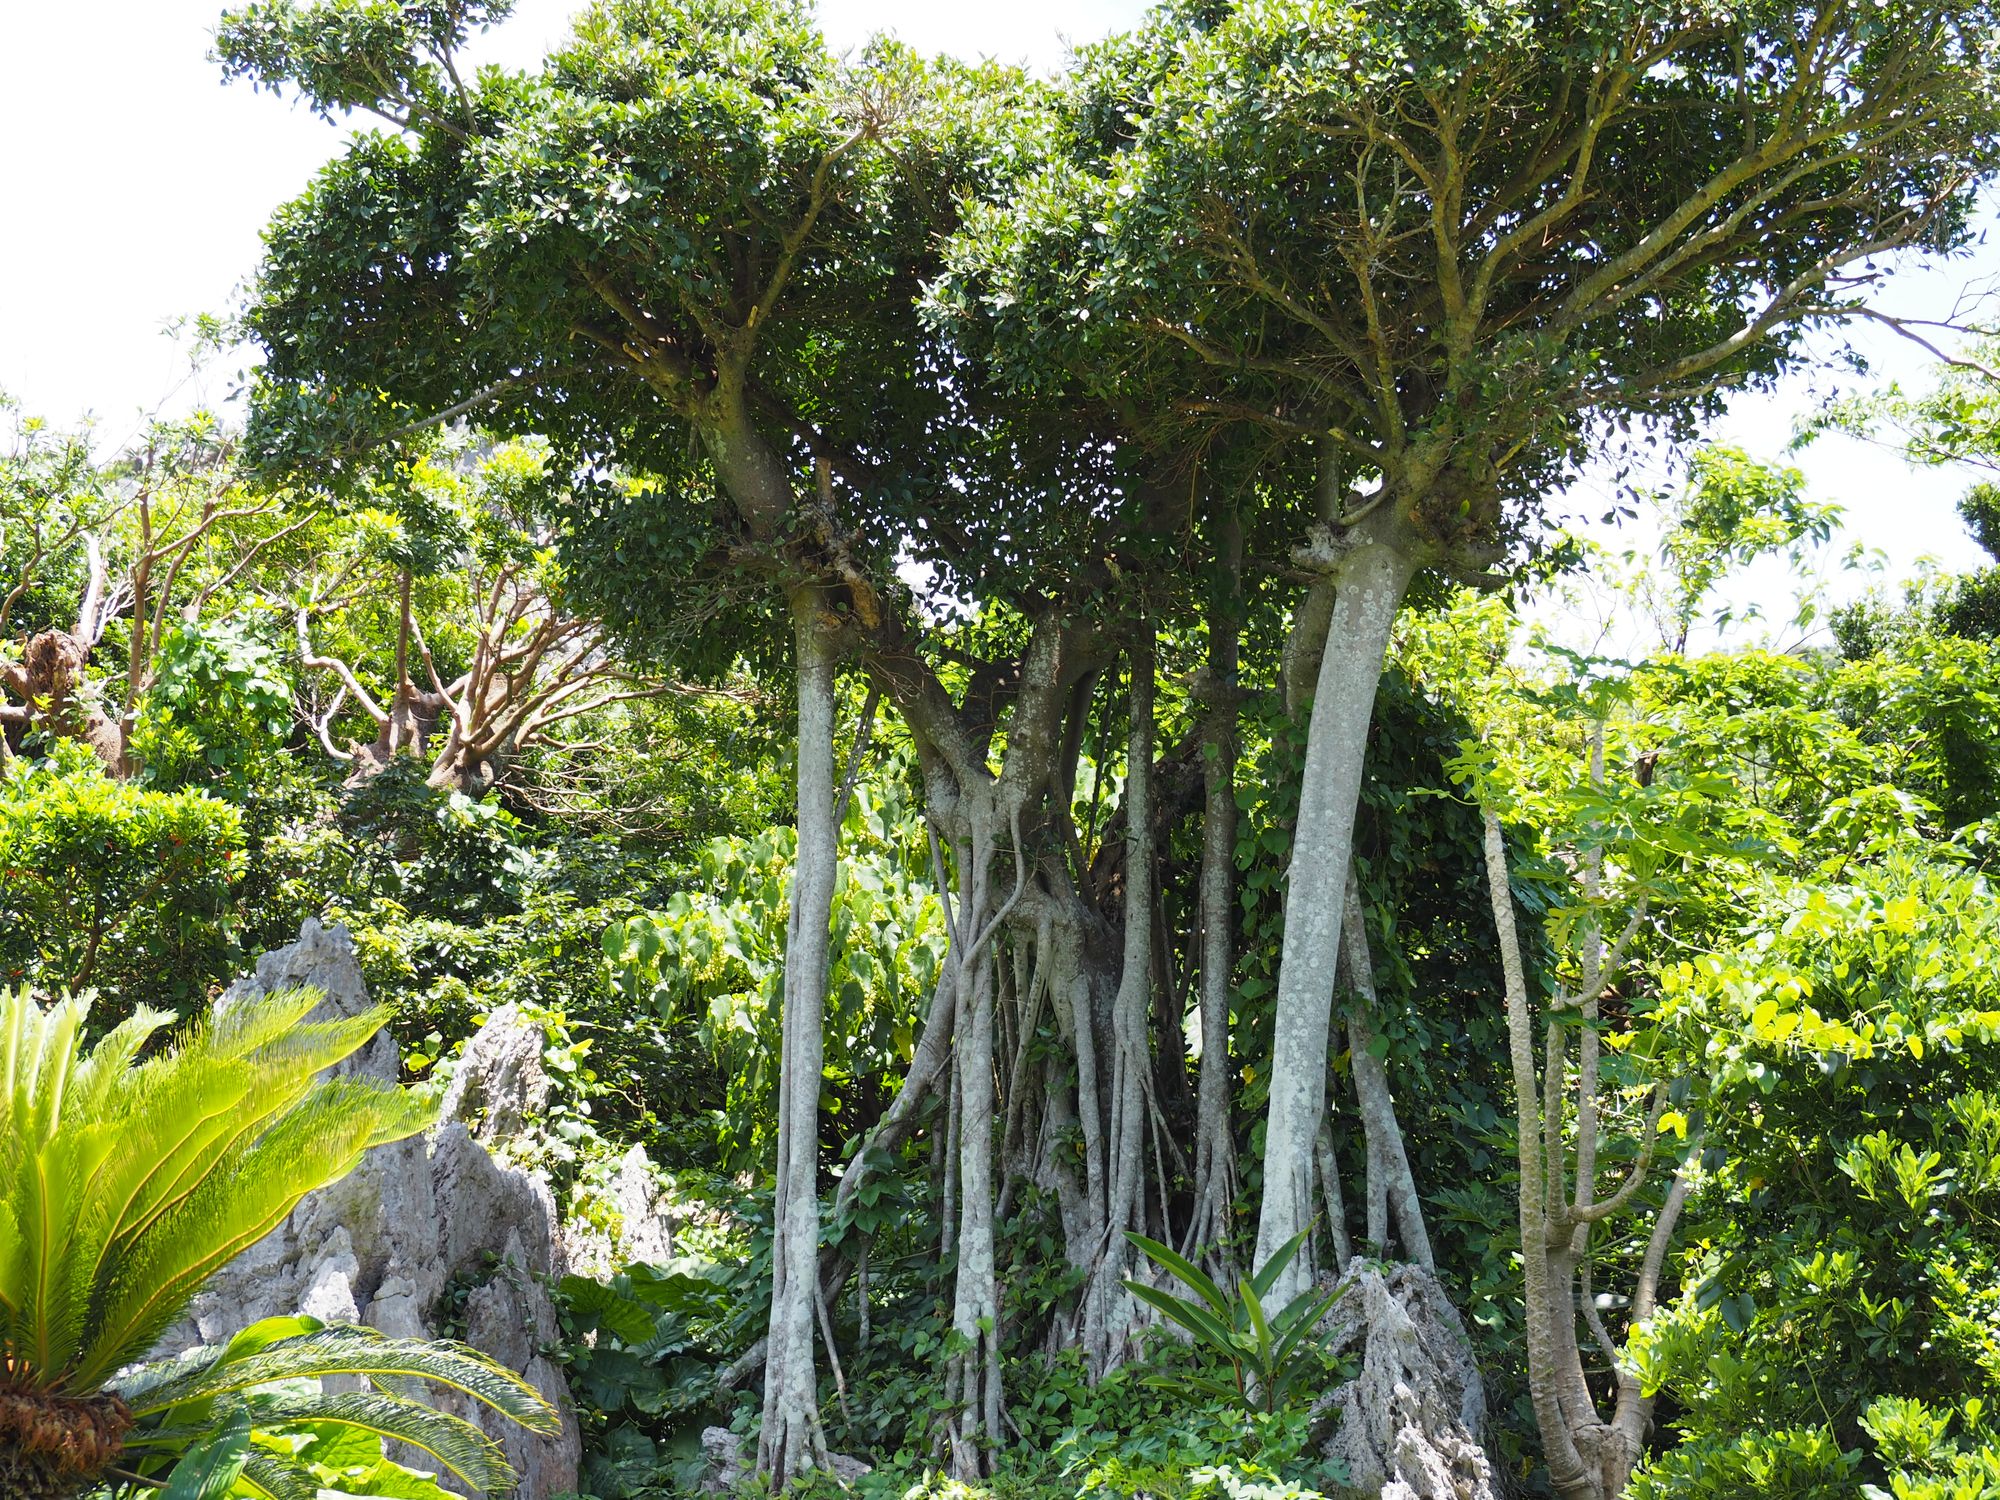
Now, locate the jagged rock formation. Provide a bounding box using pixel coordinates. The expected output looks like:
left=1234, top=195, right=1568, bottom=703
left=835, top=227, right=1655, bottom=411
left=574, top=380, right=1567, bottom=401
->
left=1315, top=1260, right=1499, bottom=1500
left=698, top=1425, right=872, bottom=1493
left=154, top=920, right=675, bottom=1499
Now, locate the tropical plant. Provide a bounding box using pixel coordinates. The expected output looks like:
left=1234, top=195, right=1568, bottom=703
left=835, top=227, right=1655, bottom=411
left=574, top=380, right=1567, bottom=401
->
left=130, top=618, right=293, bottom=799
left=1121, top=1231, right=1346, bottom=1416
left=0, top=741, right=245, bottom=1015
left=106, top=1314, right=558, bottom=1500
left=552, top=1262, right=734, bottom=1500
left=0, top=983, right=435, bottom=1497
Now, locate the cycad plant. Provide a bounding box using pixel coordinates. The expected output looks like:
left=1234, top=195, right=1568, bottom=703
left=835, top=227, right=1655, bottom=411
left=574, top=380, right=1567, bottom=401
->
left=108, top=1315, right=558, bottom=1498
left=0, top=984, right=552, bottom=1499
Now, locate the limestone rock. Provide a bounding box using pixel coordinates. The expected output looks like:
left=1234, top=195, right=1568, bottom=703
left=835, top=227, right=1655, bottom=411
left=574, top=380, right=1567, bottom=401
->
left=157, top=920, right=582, bottom=1498
left=1313, top=1260, right=1498, bottom=1500
left=698, top=1426, right=872, bottom=1494
left=700, top=1426, right=753, bottom=1494
left=563, top=1144, right=678, bottom=1279
left=440, top=1003, right=552, bottom=1144
left=605, top=1145, right=677, bottom=1265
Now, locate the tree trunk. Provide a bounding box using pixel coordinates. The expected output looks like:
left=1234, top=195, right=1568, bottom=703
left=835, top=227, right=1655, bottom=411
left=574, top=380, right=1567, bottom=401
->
left=1254, top=524, right=1418, bottom=1305
left=1315, top=1120, right=1354, bottom=1270
left=1188, top=531, right=1242, bottom=1270
left=1482, top=810, right=1596, bottom=1499
left=1082, top=624, right=1156, bottom=1374
left=758, top=589, right=840, bottom=1485
left=1482, top=806, right=1688, bottom=1500
left=1340, top=865, right=1435, bottom=1272
left=0, top=1391, right=130, bottom=1500
left=948, top=919, right=1002, bottom=1477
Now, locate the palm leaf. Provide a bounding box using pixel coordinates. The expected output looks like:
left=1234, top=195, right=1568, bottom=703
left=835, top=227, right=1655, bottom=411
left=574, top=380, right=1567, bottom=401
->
left=1270, top=1284, right=1345, bottom=1372
left=236, top=1451, right=320, bottom=1500
left=77, top=1079, right=432, bottom=1385
left=246, top=1390, right=514, bottom=1491
left=124, top=1325, right=558, bottom=1434
left=0, top=985, right=431, bottom=1392
left=3, top=983, right=545, bottom=1500
left=158, top=1408, right=251, bottom=1500
left=1269, top=1288, right=1346, bottom=1403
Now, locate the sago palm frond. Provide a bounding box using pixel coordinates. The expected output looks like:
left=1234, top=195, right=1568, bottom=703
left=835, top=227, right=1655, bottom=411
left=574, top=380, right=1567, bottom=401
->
left=0, top=985, right=432, bottom=1397
left=119, top=1321, right=560, bottom=1429
left=0, top=985, right=439, bottom=1498
left=112, top=1317, right=560, bottom=1496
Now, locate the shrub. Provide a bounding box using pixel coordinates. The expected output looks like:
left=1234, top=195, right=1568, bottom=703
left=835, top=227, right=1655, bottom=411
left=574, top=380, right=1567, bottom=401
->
left=1632, top=857, right=2000, bottom=1498
left=131, top=617, right=293, bottom=799
left=0, top=741, right=244, bottom=1016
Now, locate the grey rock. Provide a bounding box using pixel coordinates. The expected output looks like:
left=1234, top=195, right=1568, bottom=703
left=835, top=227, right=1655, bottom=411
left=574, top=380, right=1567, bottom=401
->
left=440, top=1003, right=552, bottom=1144
left=1314, top=1260, right=1498, bottom=1500
left=700, top=1426, right=753, bottom=1494
left=565, top=1144, right=678, bottom=1279
left=698, top=1425, right=872, bottom=1494
left=606, top=1145, right=676, bottom=1266
left=157, top=921, right=582, bottom=1498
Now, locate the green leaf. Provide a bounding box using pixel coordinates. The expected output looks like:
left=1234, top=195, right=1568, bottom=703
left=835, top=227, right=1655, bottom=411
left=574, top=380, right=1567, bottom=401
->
left=1271, top=1286, right=1344, bottom=1374
left=160, top=1409, right=251, bottom=1500
left=1239, top=1275, right=1273, bottom=1363
left=1124, top=1280, right=1243, bottom=1362
left=1248, top=1228, right=1310, bottom=1302
left=1124, top=1230, right=1230, bottom=1316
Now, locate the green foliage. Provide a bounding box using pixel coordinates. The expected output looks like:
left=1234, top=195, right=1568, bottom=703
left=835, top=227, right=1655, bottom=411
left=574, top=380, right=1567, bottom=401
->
left=0, top=398, right=108, bottom=638
left=1649, top=447, right=1840, bottom=647
left=337, top=757, right=543, bottom=921
left=0, top=985, right=430, bottom=1395
left=604, top=765, right=945, bottom=1170
left=216, top=0, right=517, bottom=130
left=552, top=1262, right=737, bottom=1498
left=1121, top=1231, right=1346, bottom=1416
left=112, top=1316, right=559, bottom=1498
left=1860, top=1395, right=2000, bottom=1500
left=35, top=6, right=2000, bottom=1498
left=0, top=742, right=244, bottom=1015
left=131, top=618, right=293, bottom=798
left=1630, top=858, right=2000, bottom=1497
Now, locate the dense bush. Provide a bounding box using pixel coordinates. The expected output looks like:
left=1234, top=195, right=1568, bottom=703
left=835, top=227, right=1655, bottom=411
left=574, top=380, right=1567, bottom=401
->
left=131, top=616, right=293, bottom=797
left=0, top=740, right=243, bottom=1015
left=1631, top=857, right=2000, bottom=1498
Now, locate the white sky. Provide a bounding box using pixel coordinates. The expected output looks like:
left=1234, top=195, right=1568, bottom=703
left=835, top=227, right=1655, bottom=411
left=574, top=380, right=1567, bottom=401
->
left=2, top=0, right=1993, bottom=643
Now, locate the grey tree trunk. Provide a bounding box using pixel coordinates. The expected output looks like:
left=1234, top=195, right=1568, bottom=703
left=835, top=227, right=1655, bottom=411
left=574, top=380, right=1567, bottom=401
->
left=1315, top=1121, right=1354, bottom=1270
left=1188, top=529, right=1242, bottom=1269
left=946, top=815, right=1009, bottom=1476
left=1340, top=866, right=1435, bottom=1271
left=1254, top=527, right=1418, bottom=1305
left=758, top=591, right=839, bottom=1484
left=1082, top=626, right=1156, bottom=1374
left=1482, top=804, right=1692, bottom=1500
left=948, top=934, right=1002, bottom=1476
